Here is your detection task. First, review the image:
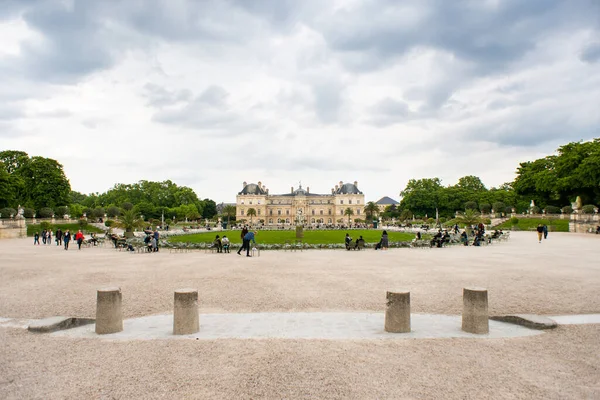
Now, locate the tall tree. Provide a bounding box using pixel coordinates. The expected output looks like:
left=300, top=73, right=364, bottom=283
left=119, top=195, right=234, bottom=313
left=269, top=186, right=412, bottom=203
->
left=364, top=201, right=379, bottom=223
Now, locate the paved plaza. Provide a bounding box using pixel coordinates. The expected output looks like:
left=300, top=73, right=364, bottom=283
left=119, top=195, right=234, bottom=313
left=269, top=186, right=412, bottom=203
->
left=0, top=232, right=599, bottom=399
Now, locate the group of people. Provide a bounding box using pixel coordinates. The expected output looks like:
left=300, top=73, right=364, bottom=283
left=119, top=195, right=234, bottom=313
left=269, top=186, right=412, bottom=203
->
left=33, top=228, right=87, bottom=250
left=344, top=230, right=389, bottom=250
left=211, top=235, right=231, bottom=253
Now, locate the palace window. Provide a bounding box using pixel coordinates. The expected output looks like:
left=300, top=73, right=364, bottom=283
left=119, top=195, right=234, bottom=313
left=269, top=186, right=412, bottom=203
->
left=286, top=210, right=290, bottom=215
left=241, top=209, right=245, bottom=216
left=357, top=200, right=360, bottom=204
left=357, top=209, right=360, bottom=215
left=258, top=209, right=261, bottom=215
left=349, top=200, right=352, bottom=204
left=249, top=200, right=252, bottom=205
left=320, top=210, right=323, bottom=215
left=328, top=218, right=332, bottom=223
left=286, top=218, right=290, bottom=223
left=269, top=219, right=273, bottom=224
left=241, top=200, right=244, bottom=204
left=312, top=209, right=315, bottom=215
left=311, top=218, right=315, bottom=223
left=340, top=200, right=344, bottom=204
left=340, top=210, right=343, bottom=215
left=328, top=209, right=331, bottom=215
left=258, top=200, right=261, bottom=204
left=269, top=210, right=273, bottom=215
left=278, top=210, right=281, bottom=215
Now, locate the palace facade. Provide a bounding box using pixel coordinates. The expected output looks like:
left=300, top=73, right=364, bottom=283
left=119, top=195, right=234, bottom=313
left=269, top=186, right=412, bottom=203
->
left=236, top=181, right=365, bottom=225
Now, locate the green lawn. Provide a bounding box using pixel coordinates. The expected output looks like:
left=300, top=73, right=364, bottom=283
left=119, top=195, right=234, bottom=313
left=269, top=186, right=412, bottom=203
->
left=495, top=218, right=569, bottom=232
left=27, top=223, right=104, bottom=236
left=169, top=230, right=418, bottom=245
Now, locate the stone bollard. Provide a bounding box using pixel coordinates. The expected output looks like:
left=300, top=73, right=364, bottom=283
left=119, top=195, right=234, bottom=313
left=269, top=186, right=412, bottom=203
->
left=384, top=291, right=411, bottom=333
left=462, top=287, right=489, bottom=334
left=95, top=287, right=123, bottom=334
left=173, top=288, right=199, bottom=335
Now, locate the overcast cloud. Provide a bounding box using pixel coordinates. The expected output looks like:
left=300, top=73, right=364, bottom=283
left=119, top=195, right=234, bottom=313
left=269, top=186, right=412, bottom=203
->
left=1, top=0, right=599, bottom=202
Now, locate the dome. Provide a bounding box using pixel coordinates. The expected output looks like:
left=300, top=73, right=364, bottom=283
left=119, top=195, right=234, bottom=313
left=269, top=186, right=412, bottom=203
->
left=293, top=187, right=308, bottom=195
left=239, top=183, right=266, bottom=195
left=335, top=182, right=362, bottom=195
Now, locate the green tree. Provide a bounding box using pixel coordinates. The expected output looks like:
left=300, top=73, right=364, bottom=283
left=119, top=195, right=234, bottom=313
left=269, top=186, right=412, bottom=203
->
left=16, top=156, right=71, bottom=209
left=246, top=208, right=257, bottom=224
left=0, top=150, right=29, bottom=174
left=456, top=209, right=482, bottom=227
left=344, top=207, right=354, bottom=224
left=201, top=199, right=217, bottom=219
left=399, top=178, right=444, bottom=217
left=116, top=209, right=144, bottom=235
left=0, top=161, right=15, bottom=208
left=364, top=201, right=379, bottom=223
left=223, top=204, right=236, bottom=225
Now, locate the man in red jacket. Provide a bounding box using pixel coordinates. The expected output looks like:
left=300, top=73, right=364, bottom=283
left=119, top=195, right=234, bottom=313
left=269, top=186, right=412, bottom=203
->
left=75, top=230, right=85, bottom=250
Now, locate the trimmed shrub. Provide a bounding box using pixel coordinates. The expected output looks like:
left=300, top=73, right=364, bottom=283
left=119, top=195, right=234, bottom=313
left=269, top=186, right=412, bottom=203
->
left=509, top=217, right=519, bottom=225
left=504, top=206, right=514, bottom=215
left=493, top=202, right=506, bottom=212
left=0, top=207, right=17, bottom=218
left=582, top=204, right=597, bottom=214
left=38, top=207, right=54, bottom=218
left=105, top=220, right=114, bottom=228
left=479, top=203, right=491, bottom=213
left=561, top=206, right=573, bottom=214
left=40, top=221, right=53, bottom=231
left=78, top=219, right=88, bottom=229
left=106, top=206, right=121, bottom=218
left=545, top=205, right=561, bottom=214
left=23, top=208, right=35, bottom=218
left=531, top=206, right=541, bottom=214
left=121, top=202, right=133, bottom=211
left=464, top=201, right=478, bottom=211
left=55, top=206, right=69, bottom=217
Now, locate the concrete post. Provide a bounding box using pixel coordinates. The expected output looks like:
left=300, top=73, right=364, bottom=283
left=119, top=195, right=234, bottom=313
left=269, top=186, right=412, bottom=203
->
left=173, top=288, right=199, bottom=335
left=462, top=287, right=489, bottom=334
left=384, top=291, right=411, bottom=333
left=95, top=287, right=123, bottom=334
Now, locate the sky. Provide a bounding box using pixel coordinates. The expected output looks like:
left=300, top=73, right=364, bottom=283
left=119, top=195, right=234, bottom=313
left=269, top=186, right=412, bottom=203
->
left=1, top=0, right=599, bottom=203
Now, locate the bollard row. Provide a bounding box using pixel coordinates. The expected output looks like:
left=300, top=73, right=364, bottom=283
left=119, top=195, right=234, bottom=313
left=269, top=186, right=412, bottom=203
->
left=94, top=287, right=200, bottom=335
left=94, top=287, right=489, bottom=336
left=384, top=288, right=489, bottom=335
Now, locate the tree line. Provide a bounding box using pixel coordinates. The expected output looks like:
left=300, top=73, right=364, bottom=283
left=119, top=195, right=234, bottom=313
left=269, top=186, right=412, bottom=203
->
left=1, top=139, right=598, bottom=221
left=0, top=150, right=217, bottom=221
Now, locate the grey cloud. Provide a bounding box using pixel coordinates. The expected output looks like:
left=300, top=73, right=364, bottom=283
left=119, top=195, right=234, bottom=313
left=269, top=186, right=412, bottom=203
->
left=0, top=103, right=24, bottom=120
left=143, top=83, right=192, bottom=107
left=366, top=97, right=412, bottom=127
left=312, top=81, right=345, bottom=124
left=580, top=42, right=600, bottom=63
left=150, top=85, right=262, bottom=133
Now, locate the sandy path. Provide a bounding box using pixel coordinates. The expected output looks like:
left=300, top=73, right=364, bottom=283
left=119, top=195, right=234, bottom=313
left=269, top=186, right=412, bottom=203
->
left=0, top=231, right=599, bottom=399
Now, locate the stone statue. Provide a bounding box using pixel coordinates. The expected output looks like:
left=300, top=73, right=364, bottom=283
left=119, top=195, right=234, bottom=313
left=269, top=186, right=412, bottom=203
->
left=530, top=200, right=535, bottom=208
left=16, top=205, right=25, bottom=219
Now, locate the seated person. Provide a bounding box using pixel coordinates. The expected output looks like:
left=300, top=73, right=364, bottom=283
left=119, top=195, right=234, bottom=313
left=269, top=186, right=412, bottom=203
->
left=473, top=235, right=481, bottom=246
left=344, top=233, right=352, bottom=250
left=415, top=231, right=422, bottom=240
left=213, top=235, right=223, bottom=253
left=430, top=231, right=442, bottom=247
left=354, top=236, right=365, bottom=250
left=460, top=230, right=468, bottom=246
left=221, top=236, right=230, bottom=253
left=596, top=226, right=600, bottom=234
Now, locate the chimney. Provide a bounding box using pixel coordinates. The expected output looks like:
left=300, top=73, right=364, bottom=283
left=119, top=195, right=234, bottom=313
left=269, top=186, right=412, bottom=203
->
left=335, top=184, right=339, bottom=190
left=258, top=181, right=262, bottom=188
left=291, top=186, right=294, bottom=193
left=339, top=181, right=343, bottom=187
left=307, top=187, right=310, bottom=193
left=331, top=188, right=334, bottom=194
left=354, top=181, right=358, bottom=187
left=243, top=181, right=247, bottom=188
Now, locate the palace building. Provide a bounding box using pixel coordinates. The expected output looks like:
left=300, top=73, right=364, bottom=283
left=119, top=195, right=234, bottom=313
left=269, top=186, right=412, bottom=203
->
left=236, top=181, right=365, bottom=225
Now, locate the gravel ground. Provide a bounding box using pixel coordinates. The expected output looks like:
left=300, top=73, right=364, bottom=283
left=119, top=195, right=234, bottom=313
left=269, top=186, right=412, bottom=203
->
left=1, top=231, right=599, bottom=399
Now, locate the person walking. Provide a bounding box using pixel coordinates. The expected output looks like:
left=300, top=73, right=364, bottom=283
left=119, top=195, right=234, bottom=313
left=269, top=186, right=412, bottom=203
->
left=34, top=232, right=40, bottom=245
left=238, top=231, right=257, bottom=257
left=543, top=224, right=548, bottom=240
left=46, top=229, right=52, bottom=245
left=63, top=230, right=71, bottom=250
left=536, top=224, right=544, bottom=243
left=55, top=228, right=63, bottom=246
left=153, top=228, right=160, bottom=252
left=75, top=230, right=84, bottom=250
left=41, top=229, right=47, bottom=245
left=380, top=230, right=389, bottom=250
